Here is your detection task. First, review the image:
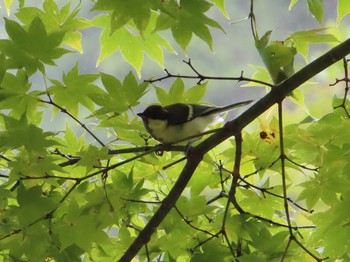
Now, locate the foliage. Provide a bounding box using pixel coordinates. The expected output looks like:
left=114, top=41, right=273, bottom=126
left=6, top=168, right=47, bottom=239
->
left=0, top=0, right=349, bottom=261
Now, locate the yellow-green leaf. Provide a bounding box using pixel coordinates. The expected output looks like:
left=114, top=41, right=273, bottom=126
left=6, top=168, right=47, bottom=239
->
left=307, top=0, right=324, bottom=24
left=337, top=0, right=350, bottom=24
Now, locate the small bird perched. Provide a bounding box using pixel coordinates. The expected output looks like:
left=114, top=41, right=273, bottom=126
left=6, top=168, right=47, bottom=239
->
left=137, top=100, right=253, bottom=144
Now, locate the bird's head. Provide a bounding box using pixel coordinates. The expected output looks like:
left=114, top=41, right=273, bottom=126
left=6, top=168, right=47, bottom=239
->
left=137, top=105, right=168, bottom=121
left=137, top=105, right=170, bottom=134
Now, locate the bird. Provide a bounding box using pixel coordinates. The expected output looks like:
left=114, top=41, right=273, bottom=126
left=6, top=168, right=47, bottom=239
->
left=137, top=100, right=253, bottom=144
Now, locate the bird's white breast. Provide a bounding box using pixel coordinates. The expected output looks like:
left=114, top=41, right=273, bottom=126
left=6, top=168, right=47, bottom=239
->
left=147, top=114, right=221, bottom=143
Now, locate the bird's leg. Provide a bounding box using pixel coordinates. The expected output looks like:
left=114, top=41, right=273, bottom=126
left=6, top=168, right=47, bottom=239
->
left=154, top=143, right=173, bottom=156
left=184, top=137, right=200, bottom=155
left=154, top=144, right=164, bottom=156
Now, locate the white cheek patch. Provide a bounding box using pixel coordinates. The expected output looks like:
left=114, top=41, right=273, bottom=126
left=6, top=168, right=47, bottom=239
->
left=147, top=119, right=168, bottom=131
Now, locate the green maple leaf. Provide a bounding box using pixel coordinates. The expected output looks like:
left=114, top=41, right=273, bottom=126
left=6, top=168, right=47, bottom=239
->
left=16, top=0, right=90, bottom=53
left=256, top=31, right=296, bottom=84
left=94, top=13, right=175, bottom=77
left=0, top=114, right=59, bottom=153
left=0, top=69, right=41, bottom=118
left=48, top=64, right=101, bottom=117
left=77, top=145, right=110, bottom=173
left=210, top=0, right=229, bottom=18
left=307, top=0, right=324, bottom=24
left=90, top=72, right=148, bottom=116
left=92, top=0, right=153, bottom=34
left=122, top=72, right=149, bottom=106
left=289, top=0, right=324, bottom=24
left=9, top=153, right=65, bottom=181
left=155, top=0, right=224, bottom=51
left=155, top=78, right=207, bottom=105
left=16, top=184, right=56, bottom=225
left=289, top=29, right=338, bottom=62
left=1, top=17, right=70, bottom=74
left=59, top=123, right=85, bottom=154
left=338, top=0, right=350, bottom=24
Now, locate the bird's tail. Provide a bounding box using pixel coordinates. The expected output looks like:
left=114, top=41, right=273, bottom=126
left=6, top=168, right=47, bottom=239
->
left=212, top=100, right=253, bottom=114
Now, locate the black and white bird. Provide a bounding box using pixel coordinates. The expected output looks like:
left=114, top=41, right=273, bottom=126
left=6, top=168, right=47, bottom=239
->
left=137, top=100, right=253, bottom=144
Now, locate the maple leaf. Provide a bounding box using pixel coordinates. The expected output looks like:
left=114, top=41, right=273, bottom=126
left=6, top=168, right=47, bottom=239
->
left=0, top=17, right=70, bottom=75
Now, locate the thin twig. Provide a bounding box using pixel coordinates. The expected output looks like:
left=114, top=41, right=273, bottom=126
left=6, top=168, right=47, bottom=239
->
left=39, top=98, right=106, bottom=147
left=145, top=59, right=273, bottom=87
left=285, top=155, right=320, bottom=172
left=238, top=177, right=311, bottom=213
left=189, top=231, right=222, bottom=253
left=162, top=156, right=187, bottom=170
left=121, top=198, right=162, bottom=205
left=249, top=0, right=259, bottom=41
left=174, top=206, right=217, bottom=237
left=332, top=57, right=350, bottom=117
left=293, top=237, right=328, bottom=261
left=278, top=101, right=293, bottom=233
left=222, top=229, right=236, bottom=259
left=0, top=154, right=12, bottom=162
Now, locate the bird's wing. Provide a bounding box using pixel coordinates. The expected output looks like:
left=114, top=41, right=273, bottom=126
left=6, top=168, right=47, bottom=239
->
left=163, top=103, right=215, bottom=125
left=189, top=104, right=217, bottom=119
left=163, top=103, right=192, bottom=125
left=164, top=100, right=253, bottom=125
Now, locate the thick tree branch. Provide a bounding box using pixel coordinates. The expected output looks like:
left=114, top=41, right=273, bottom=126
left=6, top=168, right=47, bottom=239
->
left=119, top=150, right=203, bottom=261
left=119, top=38, right=350, bottom=261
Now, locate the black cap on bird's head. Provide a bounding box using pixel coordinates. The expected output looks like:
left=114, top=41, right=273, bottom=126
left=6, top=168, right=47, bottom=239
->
left=137, top=105, right=168, bottom=120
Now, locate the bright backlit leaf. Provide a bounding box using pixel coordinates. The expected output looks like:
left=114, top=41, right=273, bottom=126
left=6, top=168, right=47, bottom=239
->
left=16, top=0, right=90, bottom=53
left=256, top=31, right=296, bottom=84
left=307, top=0, right=324, bottom=24
left=0, top=70, right=41, bottom=118
left=90, top=72, right=148, bottom=116
left=93, top=13, right=175, bottom=77
left=48, top=64, right=100, bottom=117
left=155, top=0, right=224, bottom=52
left=337, top=0, right=350, bottom=24
left=211, top=0, right=229, bottom=18
left=1, top=17, right=69, bottom=74
left=289, top=29, right=338, bottom=62
left=92, top=0, right=153, bottom=34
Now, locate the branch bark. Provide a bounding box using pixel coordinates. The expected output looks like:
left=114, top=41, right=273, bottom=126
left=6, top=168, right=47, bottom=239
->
left=119, top=38, right=350, bottom=262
